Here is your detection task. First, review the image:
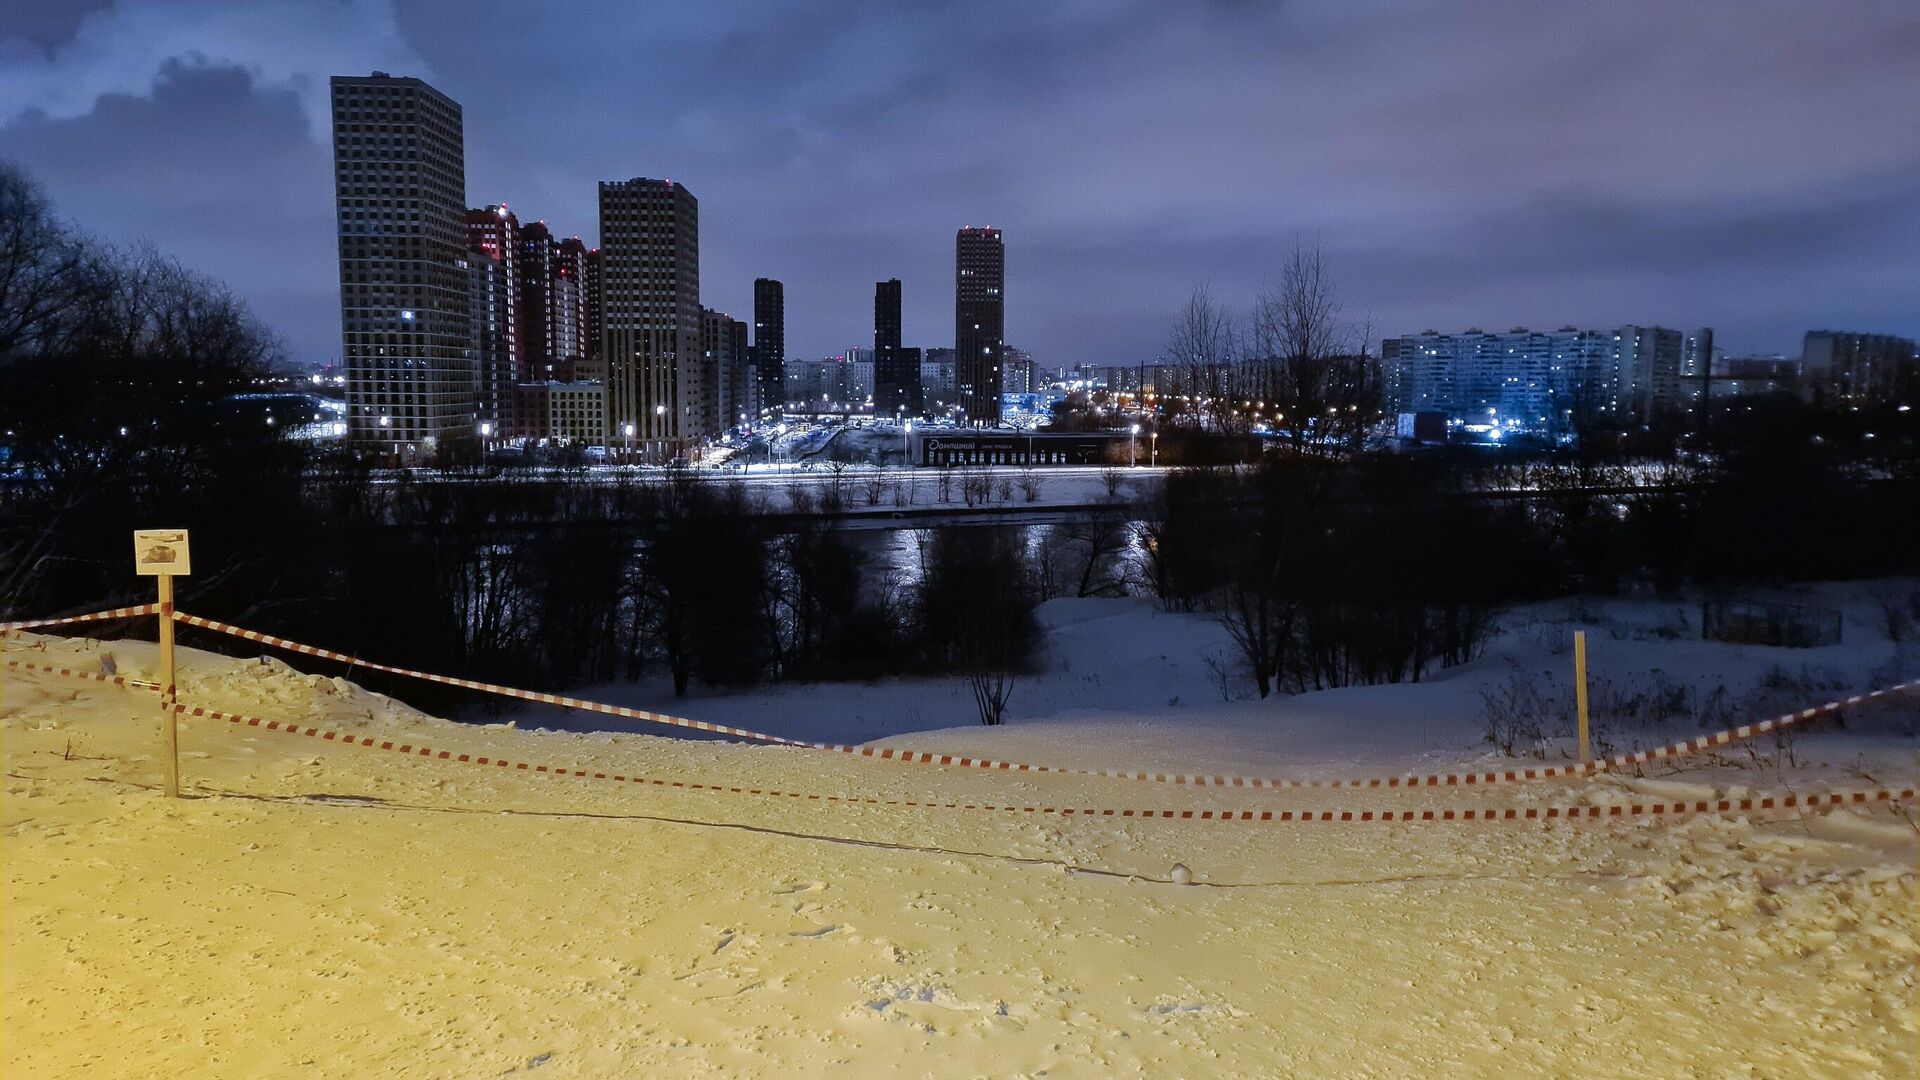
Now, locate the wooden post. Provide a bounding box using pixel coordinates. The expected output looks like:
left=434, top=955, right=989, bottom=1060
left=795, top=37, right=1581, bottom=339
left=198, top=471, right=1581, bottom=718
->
left=133, top=528, right=190, bottom=796
left=1574, top=630, right=1592, bottom=766
left=158, top=573, right=179, bottom=797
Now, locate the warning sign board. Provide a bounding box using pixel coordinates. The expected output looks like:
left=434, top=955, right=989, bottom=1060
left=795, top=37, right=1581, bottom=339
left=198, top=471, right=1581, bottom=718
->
left=133, top=529, right=191, bottom=576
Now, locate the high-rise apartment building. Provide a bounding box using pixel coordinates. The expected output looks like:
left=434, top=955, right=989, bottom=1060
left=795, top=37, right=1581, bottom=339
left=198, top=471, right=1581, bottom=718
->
left=1382, top=325, right=1699, bottom=433
left=465, top=204, right=521, bottom=434
left=331, top=73, right=472, bottom=450
left=875, top=278, right=902, bottom=353
left=921, top=347, right=957, bottom=411
left=753, top=277, right=785, bottom=415
left=955, top=227, right=1004, bottom=426
left=582, top=246, right=603, bottom=381
left=700, top=308, right=750, bottom=435
left=552, top=237, right=590, bottom=378
left=1618, top=325, right=1688, bottom=425
left=726, top=318, right=754, bottom=426
left=873, top=278, right=921, bottom=416
left=1802, top=330, right=1917, bottom=406
left=517, top=221, right=590, bottom=382
left=598, top=177, right=703, bottom=457
left=466, top=247, right=510, bottom=437
left=880, top=348, right=923, bottom=418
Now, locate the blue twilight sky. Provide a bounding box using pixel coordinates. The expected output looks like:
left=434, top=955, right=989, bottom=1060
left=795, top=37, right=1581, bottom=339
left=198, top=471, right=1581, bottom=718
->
left=2, top=0, right=1916, bottom=367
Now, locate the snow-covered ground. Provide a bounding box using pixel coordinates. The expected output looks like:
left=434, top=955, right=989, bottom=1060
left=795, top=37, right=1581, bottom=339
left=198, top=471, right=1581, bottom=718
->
left=4, top=583, right=1916, bottom=1076
left=513, top=582, right=1920, bottom=783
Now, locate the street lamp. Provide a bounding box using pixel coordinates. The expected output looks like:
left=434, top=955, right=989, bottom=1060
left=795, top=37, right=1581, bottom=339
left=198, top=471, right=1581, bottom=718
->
left=623, top=422, right=636, bottom=465
left=903, top=419, right=913, bottom=466
left=1151, top=427, right=1159, bottom=467
left=1130, top=423, right=1140, bottom=467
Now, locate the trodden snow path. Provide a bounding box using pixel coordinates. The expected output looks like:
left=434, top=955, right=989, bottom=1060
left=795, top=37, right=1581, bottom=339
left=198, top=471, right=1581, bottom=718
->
left=4, top=634, right=1917, bottom=1078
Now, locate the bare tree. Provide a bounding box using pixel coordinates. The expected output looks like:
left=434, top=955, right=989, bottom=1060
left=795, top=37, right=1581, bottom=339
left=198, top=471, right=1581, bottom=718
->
left=969, top=670, right=1016, bottom=726
left=0, top=197, right=287, bottom=612
left=1017, top=466, right=1043, bottom=502
left=1166, top=284, right=1237, bottom=432
left=960, top=467, right=993, bottom=506
left=1249, top=245, right=1382, bottom=456
left=0, top=164, right=112, bottom=358
left=1214, top=536, right=1297, bottom=700
left=1099, top=466, right=1127, bottom=499
left=824, top=460, right=851, bottom=511
left=1061, top=511, right=1132, bottom=597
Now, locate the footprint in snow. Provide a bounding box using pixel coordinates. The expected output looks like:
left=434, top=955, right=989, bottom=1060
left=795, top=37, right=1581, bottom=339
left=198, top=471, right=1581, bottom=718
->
left=789, top=924, right=842, bottom=939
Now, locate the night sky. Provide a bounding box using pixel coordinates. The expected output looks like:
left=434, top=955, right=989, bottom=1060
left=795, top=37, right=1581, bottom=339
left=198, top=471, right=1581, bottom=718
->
left=3, top=1, right=1915, bottom=367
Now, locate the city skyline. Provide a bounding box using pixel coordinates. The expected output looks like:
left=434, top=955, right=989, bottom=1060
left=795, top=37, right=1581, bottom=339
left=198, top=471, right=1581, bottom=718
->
left=3, top=2, right=1917, bottom=368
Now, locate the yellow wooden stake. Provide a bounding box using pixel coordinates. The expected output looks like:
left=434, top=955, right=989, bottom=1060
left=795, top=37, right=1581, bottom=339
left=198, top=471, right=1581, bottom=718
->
left=1574, top=630, right=1592, bottom=766
left=158, top=573, right=179, bottom=797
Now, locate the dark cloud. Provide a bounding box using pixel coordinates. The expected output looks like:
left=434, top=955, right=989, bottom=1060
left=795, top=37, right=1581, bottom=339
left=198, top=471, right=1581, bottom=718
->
left=0, top=59, right=336, bottom=356
left=2, top=0, right=1915, bottom=365
left=2, top=0, right=116, bottom=51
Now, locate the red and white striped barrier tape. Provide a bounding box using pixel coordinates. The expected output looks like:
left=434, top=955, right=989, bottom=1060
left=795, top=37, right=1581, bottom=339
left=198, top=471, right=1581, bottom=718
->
left=2, top=657, right=163, bottom=691
left=165, top=609, right=1919, bottom=791
left=0, top=604, right=160, bottom=633
left=7, top=652, right=1911, bottom=822
left=179, top=700, right=1917, bottom=823
left=166, top=612, right=815, bottom=747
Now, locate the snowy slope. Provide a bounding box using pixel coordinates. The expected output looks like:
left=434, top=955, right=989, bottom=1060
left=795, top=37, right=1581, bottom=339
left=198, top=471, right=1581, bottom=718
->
left=510, top=583, right=1920, bottom=785
left=4, top=593, right=1917, bottom=1077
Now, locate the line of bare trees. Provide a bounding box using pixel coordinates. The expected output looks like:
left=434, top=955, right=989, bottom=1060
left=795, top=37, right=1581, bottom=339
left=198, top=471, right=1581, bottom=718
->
left=1160, top=246, right=1384, bottom=451
left=0, top=162, right=300, bottom=616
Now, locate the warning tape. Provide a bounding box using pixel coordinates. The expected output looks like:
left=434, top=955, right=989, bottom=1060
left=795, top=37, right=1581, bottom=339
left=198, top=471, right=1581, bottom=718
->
left=2, top=657, right=162, bottom=691
left=165, top=609, right=1919, bottom=790
left=166, top=612, right=814, bottom=746
left=0, top=604, right=160, bottom=633
left=6, top=652, right=1912, bottom=822
left=177, top=700, right=1916, bottom=823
